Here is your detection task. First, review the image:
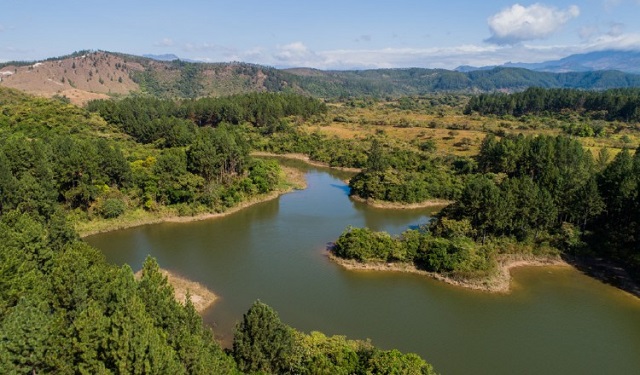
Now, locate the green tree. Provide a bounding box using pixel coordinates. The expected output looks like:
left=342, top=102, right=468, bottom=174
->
left=233, top=300, right=294, bottom=374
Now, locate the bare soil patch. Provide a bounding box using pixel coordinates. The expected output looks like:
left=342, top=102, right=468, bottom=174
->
left=349, top=195, right=452, bottom=209
left=327, top=252, right=568, bottom=293
left=135, top=269, right=217, bottom=313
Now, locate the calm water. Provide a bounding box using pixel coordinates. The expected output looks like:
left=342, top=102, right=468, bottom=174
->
left=87, top=160, right=640, bottom=375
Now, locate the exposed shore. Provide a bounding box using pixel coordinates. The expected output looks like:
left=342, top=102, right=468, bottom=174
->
left=349, top=195, right=453, bottom=210
left=78, top=166, right=306, bottom=238
left=251, top=151, right=362, bottom=172
left=327, top=252, right=568, bottom=293
left=135, top=268, right=217, bottom=313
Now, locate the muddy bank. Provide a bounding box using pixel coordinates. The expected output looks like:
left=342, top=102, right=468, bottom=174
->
left=328, top=252, right=568, bottom=293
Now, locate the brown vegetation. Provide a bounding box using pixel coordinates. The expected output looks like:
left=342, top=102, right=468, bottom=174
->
left=0, top=52, right=140, bottom=104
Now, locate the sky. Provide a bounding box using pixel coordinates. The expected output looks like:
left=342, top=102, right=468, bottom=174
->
left=1, top=0, right=640, bottom=70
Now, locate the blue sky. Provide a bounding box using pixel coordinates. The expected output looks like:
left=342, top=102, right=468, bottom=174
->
left=2, top=0, right=640, bottom=69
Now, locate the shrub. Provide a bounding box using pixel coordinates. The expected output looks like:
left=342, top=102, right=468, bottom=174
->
left=99, top=198, right=126, bottom=219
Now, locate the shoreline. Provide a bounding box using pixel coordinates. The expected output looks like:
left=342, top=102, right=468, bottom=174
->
left=252, top=151, right=362, bottom=172
left=135, top=268, right=217, bottom=313
left=327, top=252, right=568, bottom=293
left=254, top=152, right=453, bottom=211
left=78, top=166, right=306, bottom=238
left=349, top=195, right=453, bottom=210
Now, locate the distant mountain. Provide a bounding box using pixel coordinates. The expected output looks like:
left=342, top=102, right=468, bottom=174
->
left=142, top=53, right=201, bottom=63
left=457, top=49, right=640, bottom=74
left=142, top=53, right=180, bottom=61
left=454, top=65, right=497, bottom=73
left=2, top=50, right=640, bottom=104
left=283, top=67, right=640, bottom=97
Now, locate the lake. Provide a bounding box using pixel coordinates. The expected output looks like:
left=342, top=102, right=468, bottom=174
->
left=86, top=160, right=640, bottom=375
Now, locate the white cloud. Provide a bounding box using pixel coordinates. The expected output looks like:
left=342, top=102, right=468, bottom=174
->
left=581, top=32, right=640, bottom=51
left=154, top=38, right=174, bottom=47
left=272, top=42, right=323, bottom=66
left=179, top=34, right=640, bottom=70
left=486, top=3, right=580, bottom=45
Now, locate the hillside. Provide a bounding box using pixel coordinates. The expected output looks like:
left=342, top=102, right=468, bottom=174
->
left=0, top=51, right=298, bottom=104
left=3, top=50, right=640, bottom=104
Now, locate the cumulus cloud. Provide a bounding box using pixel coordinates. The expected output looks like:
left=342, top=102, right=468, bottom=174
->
left=486, top=3, right=580, bottom=45
left=154, top=38, right=174, bottom=47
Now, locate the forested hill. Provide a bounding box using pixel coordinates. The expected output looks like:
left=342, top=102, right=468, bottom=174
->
left=3, top=50, right=640, bottom=103
left=284, top=67, right=640, bottom=97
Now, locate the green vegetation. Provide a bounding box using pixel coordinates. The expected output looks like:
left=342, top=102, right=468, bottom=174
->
left=284, top=67, right=640, bottom=98
left=334, top=132, right=640, bottom=283
left=0, top=86, right=437, bottom=373
left=333, top=225, right=495, bottom=278
left=466, top=87, right=640, bottom=123
left=0, top=207, right=436, bottom=373
left=348, top=140, right=464, bottom=203
left=0, top=213, right=237, bottom=373
left=233, top=301, right=436, bottom=375
left=0, top=88, right=331, bottom=233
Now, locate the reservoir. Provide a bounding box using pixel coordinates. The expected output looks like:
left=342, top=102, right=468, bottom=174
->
left=87, top=160, right=640, bottom=375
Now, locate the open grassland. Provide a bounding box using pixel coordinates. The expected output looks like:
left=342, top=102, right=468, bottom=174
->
left=301, top=98, right=639, bottom=157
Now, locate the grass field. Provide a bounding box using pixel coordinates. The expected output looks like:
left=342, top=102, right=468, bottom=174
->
left=300, top=99, right=639, bottom=158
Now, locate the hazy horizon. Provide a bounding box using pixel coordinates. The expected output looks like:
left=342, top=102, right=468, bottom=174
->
left=2, top=1, right=640, bottom=69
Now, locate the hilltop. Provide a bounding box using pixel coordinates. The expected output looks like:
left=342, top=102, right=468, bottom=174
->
left=0, top=51, right=296, bottom=104
left=3, top=50, right=640, bottom=104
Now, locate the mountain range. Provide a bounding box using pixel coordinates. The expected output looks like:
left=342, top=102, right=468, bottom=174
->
left=456, top=49, right=640, bottom=74
left=1, top=50, right=640, bottom=104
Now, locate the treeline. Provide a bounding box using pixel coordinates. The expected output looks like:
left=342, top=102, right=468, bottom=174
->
left=348, top=140, right=464, bottom=203
left=0, top=125, right=281, bottom=219
left=256, top=129, right=370, bottom=168
left=233, top=301, right=436, bottom=374
left=335, top=134, right=640, bottom=280
left=0, top=208, right=435, bottom=373
left=465, top=87, right=640, bottom=122
left=0, top=87, right=297, bottom=225
left=286, top=67, right=640, bottom=98
left=86, top=92, right=327, bottom=146
left=0, top=215, right=237, bottom=372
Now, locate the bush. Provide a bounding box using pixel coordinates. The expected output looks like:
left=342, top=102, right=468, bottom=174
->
left=98, top=198, right=126, bottom=219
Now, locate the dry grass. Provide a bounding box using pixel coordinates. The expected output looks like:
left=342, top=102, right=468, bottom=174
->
left=0, top=51, right=141, bottom=105
left=303, top=102, right=639, bottom=157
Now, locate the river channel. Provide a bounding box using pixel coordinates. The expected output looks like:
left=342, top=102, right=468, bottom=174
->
left=86, top=160, right=640, bottom=375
